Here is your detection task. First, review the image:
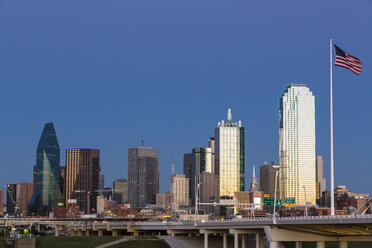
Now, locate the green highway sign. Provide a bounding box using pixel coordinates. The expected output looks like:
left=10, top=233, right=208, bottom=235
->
left=264, top=197, right=275, bottom=206
left=284, top=197, right=295, bottom=204
left=276, top=199, right=282, bottom=207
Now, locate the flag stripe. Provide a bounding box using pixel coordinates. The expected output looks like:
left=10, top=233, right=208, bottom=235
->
left=334, top=44, right=362, bottom=75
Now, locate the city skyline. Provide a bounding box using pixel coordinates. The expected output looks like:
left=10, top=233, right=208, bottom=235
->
left=0, top=0, right=371, bottom=197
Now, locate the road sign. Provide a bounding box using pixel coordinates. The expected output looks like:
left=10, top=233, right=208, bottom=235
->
left=264, top=194, right=270, bottom=197
left=276, top=199, right=282, bottom=207
left=284, top=197, right=295, bottom=204
left=264, top=197, right=274, bottom=206
left=284, top=203, right=295, bottom=207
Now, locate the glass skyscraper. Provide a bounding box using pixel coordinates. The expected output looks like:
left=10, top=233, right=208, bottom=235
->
left=215, top=109, right=245, bottom=200
left=279, top=85, right=316, bottom=205
left=128, top=147, right=159, bottom=208
left=28, top=123, right=63, bottom=216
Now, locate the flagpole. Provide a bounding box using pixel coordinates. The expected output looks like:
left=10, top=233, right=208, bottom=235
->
left=330, top=39, right=335, bottom=216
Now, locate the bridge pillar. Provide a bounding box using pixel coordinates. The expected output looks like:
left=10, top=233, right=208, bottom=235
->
left=241, top=234, right=246, bottom=248
left=339, top=241, right=348, bottom=248
left=77, top=230, right=83, bottom=236
left=112, top=230, right=118, bottom=236
left=204, top=233, right=209, bottom=248
left=98, top=230, right=103, bottom=236
left=316, top=241, right=325, bottom=248
left=234, top=233, right=239, bottom=248
left=270, top=241, right=280, bottom=248
left=296, top=241, right=302, bottom=248
left=85, top=230, right=90, bottom=236
left=223, top=233, right=227, bottom=248
left=55, top=226, right=59, bottom=237
left=256, top=233, right=264, bottom=248
left=188, top=233, right=192, bottom=237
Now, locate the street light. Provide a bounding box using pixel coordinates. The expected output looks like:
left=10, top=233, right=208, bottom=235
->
left=273, top=170, right=279, bottom=224
left=303, top=185, right=308, bottom=217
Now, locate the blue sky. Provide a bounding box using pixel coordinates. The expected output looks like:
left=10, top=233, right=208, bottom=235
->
left=0, top=0, right=371, bottom=195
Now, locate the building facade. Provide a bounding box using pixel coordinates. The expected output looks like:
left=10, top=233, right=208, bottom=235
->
left=128, top=147, right=159, bottom=208
left=200, top=172, right=215, bottom=214
left=215, top=108, right=245, bottom=200
left=279, top=85, right=316, bottom=205
left=65, top=148, right=100, bottom=214
left=183, top=153, right=192, bottom=204
left=171, top=174, right=190, bottom=210
left=260, top=162, right=279, bottom=197
left=191, top=147, right=212, bottom=205
left=28, top=123, right=63, bottom=216
left=113, top=179, right=129, bottom=204
left=316, top=155, right=326, bottom=201
left=0, top=188, right=3, bottom=216
left=156, top=192, right=171, bottom=209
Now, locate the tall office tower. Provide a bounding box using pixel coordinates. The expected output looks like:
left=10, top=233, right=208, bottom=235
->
left=6, top=184, right=17, bottom=216
left=200, top=172, right=215, bottom=214
left=171, top=174, right=190, bottom=210
left=215, top=108, right=245, bottom=200
left=59, top=166, right=66, bottom=204
left=0, top=188, right=3, bottom=216
left=279, top=84, right=316, bottom=205
left=28, top=123, right=63, bottom=216
left=183, top=153, right=192, bottom=204
left=19, top=183, right=33, bottom=216
left=250, top=166, right=259, bottom=192
left=259, top=162, right=279, bottom=197
left=316, top=156, right=326, bottom=201
left=208, top=137, right=215, bottom=174
left=191, top=147, right=212, bottom=205
left=113, top=179, right=129, bottom=204
left=65, top=149, right=100, bottom=214
left=98, top=174, right=104, bottom=191
left=33, top=165, right=36, bottom=190
left=128, top=147, right=159, bottom=208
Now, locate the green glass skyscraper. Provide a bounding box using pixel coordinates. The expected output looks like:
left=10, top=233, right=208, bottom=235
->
left=28, top=123, right=63, bottom=216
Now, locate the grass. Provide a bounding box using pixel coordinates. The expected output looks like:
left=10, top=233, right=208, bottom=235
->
left=107, top=239, right=170, bottom=248
left=36, top=236, right=122, bottom=248
left=282, top=241, right=372, bottom=248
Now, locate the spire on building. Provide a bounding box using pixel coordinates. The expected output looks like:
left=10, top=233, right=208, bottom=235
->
left=227, top=108, right=232, bottom=121
left=253, top=165, right=256, bottom=178
left=141, top=135, right=144, bottom=147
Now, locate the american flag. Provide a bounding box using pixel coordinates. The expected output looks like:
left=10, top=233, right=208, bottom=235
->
left=334, top=45, right=362, bottom=75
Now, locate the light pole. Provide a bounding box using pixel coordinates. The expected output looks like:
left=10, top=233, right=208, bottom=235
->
left=194, top=183, right=201, bottom=224
left=273, top=170, right=279, bottom=224
left=303, top=185, right=308, bottom=217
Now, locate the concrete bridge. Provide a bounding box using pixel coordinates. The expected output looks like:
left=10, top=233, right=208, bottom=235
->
left=2, top=215, right=372, bottom=248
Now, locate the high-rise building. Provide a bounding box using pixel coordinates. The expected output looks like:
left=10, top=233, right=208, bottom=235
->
left=65, top=148, right=100, bottom=214
left=279, top=84, right=316, bottom=205
left=260, top=162, right=279, bottom=197
left=183, top=153, right=192, bottom=204
left=215, top=108, right=245, bottom=200
left=171, top=174, right=190, bottom=210
left=20, top=183, right=33, bottom=216
left=113, top=179, right=129, bottom=204
left=6, top=184, right=17, bottom=216
left=0, top=189, right=3, bottom=216
left=59, top=166, right=66, bottom=204
left=200, top=172, right=215, bottom=214
left=28, top=123, right=63, bottom=216
left=316, top=155, right=326, bottom=201
left=191, top=147, right=212, bottom=205
left=98, top=174, right=104, bottom=191
left=128, top=147, right=159, bottom=208
left=208, top=137, right=215, bottom=174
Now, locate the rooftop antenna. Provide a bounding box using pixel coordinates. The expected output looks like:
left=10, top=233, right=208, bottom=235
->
left=227, top=108, right=232, bottom=121
left=171, top=153, right=175, bottom=175
left=141, top=135, right=144, bottom=147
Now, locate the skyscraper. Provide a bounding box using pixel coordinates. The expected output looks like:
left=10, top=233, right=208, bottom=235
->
left=316, top=155, right=326, bottom=201
left=19, top=183, right=33, bottom=216
left=0, top=188, right=3, bottom=216
left=279, top=84, right=316, bottom=205
left=65, top=149, right=100, bottom=214
left=215, top=108, right=245, bottom=200
left=183, top=153, right=192, bottom=204
left=128, top=147, right=159, bottom=208
left=260, top=161, right=279, bottom=197
left=6, top=184, right=17, bottom=216
left=28, top=123, right=63, bottom=216
left=191, top=147, right=212, bottom=205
